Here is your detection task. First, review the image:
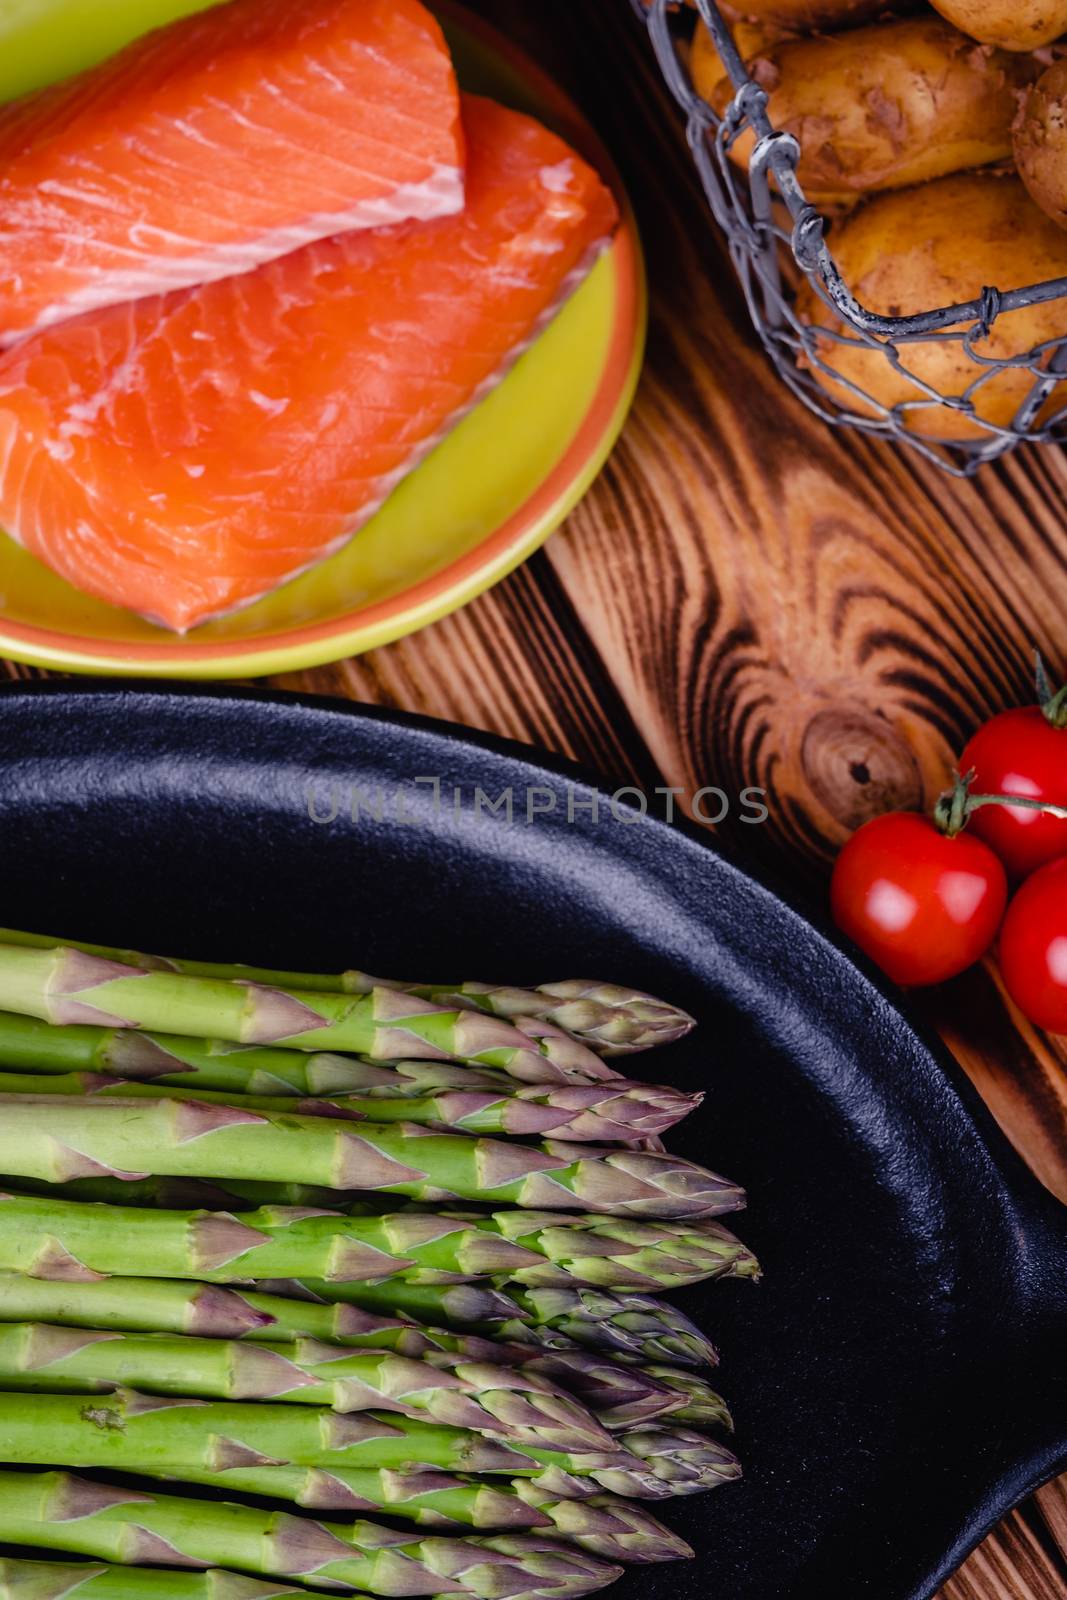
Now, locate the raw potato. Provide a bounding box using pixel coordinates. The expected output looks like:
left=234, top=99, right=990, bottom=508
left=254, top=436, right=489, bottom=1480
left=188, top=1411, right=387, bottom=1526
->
left=695, top=18, right=1038, bottom=202
left=930, top=0, right=1067, bottom=51
left=1015, top=60, right=1067, bottom=227
left=796, top=173, right=1067, bottom=439
left=691, top=18, right=789, bottom=109
left=723, top=0, right=909, bottom=29
left=644, top=0, right=913, bottom=25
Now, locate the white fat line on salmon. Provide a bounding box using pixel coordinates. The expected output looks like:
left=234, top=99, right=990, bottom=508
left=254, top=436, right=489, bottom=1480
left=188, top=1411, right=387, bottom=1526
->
left=165, top=230, right=617, bottom=634
left=2, top=166, right=466, bottom=351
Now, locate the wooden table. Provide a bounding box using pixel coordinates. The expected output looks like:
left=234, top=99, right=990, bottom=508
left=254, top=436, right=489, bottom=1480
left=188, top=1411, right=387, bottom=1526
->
left=4, top=3, right=1066, bottom=1595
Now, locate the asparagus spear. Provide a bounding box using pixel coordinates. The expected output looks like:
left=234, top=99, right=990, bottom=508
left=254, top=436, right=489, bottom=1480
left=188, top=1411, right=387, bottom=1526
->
left=473, top=1212, right=756, bottom=1291
left=0, top=1011, right=436, bottom=1096
left=174, top=1456, right=719, bottom=1527
left=0, top=1194, right=536, bottom=1285
left=640, top=1367, right=735, bottom=1430
left=0, top=1274, right=684, bottom=1429
left=0, top=1068, right=699, bottom=1145
left=0, top=1323, right=614, bottom=1450
left=0, top=1457, right=693, bottom=1559
left=327, top=980, right=693, bottom=1060
left=272, top=1280, right=720, bottom=1370
left=2, top=1178, right=743, bottom=1296
left=0, top=1559, right=318, bottom=1599
left=0, top=1193, right=749, bottom=1292
left=471, top=981, right=696, bottom=1057
left=0, top=1389, right=739, bottom=1499
left=224, top=1470, right=695, bottom=1559
left=506, top=1491, right=693, bottom=1563
left=45, top=1460, right=697, bottom=1560
left=0, top=1096, right=742, bottom=1218
left=0, top=1469, right=619, bottom=1599
left=600, top=1424, right=742, bottom=1496
left=267, top=1279, right=522, bottom=1328
left=497, top=1289, right=722, bottom=1370
left=0, top=944, right=613, bottom=1086
left=0, top=1388, right=624, bottom=1485
left=0, top=1429, right=691, bottom=1557
left=0, top=1009, right=643, bottom=1106
left=0, top=931, right=693, bottom=1057
left=1, top=1174, right=278, bottom=1210
left=0, top=1271, right=509, bottom=1345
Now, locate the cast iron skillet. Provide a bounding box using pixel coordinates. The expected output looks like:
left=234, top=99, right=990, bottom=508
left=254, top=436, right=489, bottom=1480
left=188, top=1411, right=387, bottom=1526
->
left=0, top=681, right=1063, bottom=1600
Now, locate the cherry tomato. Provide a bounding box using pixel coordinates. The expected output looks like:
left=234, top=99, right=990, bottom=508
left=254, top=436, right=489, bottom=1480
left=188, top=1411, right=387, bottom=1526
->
left=831, top=812, right=1008, bottom=987
left=999, top=857, right=1067, bottom=1033
left=959, top=708, right=1067, bottom=881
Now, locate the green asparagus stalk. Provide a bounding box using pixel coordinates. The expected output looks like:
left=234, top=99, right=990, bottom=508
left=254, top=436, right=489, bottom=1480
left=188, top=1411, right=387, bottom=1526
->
left=495, top=1289, right=722, bottom=1370
left=266, top=1279, right=523, bottom=1327
left=0, top=1274, right=684, bottom=1429
left=0, top=931, right=693, bottom=1057
left=0, top=1388, right=624, bottom=1486
left=0, top=1193, right=540, bottom=1285
left=322, top=981, right=693, bottom=1060
left=230, top=1470, right=694, bottom=1558
left=0, top=1322, right=614, bottom=1450
left=506, top=1490, right=693, bottom=1563
left=474, top=1212, right=756, bottom=1291
left=0, top=1389, right=739, bottom=1500
left=186, top=1456, right=719, bottom=1527
left=0, top=1193, right=749, bottom=1292
left=0, top=1095, right=742, bottom=1218
left=0, top=1011, right=438, bottom=1096
left=515, top=1353, right=683, bottom=1430
left=52, top=1461, right=696, bottom=1560
left=0, top=1174, right=279, bottom=1210
left=0, top=1270, right=492, bottom=1344
left=597, top=1424, right=741, bottom=1496
left=0, top=1009, right=638, bottom=1105
left=272, top=1280, right=721, bottom=1370
left=639, top=1367, right=734, bottom=1430
left=462, top=980, right=696, bottom=1058
left=0, top=1068, right=699, bottom=1145
left=0, top=1452, right=694, bottom=1558
left=0, top=943, right=613, bottom=1086
left=0, top=1559, right=318, bottom=1599
left=0, top=1469, right=620, bottom=1599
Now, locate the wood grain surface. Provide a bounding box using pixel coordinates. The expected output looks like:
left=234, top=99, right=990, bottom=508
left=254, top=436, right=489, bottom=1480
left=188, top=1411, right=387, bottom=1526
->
left=2, top=3, right=1066, bottom=1596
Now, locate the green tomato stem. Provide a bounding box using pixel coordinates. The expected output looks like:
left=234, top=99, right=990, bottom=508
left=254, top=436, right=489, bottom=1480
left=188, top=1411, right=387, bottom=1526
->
left=1035, top=650, right=1067, bottom=730
left=935, top=769, right=1067, bottom=838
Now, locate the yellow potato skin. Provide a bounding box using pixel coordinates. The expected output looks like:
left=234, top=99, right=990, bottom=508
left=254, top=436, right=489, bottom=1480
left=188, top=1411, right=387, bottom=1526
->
left=796, top=174, right=1067, bottom=440
left=725, top=0, right=903, bottom=28
left=930, top=0, right=1067, bottom=51
left=695, top=17, right=1037, bottom=202
left=1015, top=60, right=1067, bottom=228
left=691, top=17, right=786, bottom=109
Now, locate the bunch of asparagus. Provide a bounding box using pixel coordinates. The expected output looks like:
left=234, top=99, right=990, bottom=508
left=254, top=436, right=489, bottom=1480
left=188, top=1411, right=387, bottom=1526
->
left=0, top=931, right=757, bottom=1599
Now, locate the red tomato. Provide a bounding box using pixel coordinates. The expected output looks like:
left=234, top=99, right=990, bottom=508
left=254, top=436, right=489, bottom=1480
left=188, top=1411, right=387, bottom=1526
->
left=831, top=812, right=1008, bottom=987
left=999, top=857, right=1067, bottom=1033
left=959, top=708, right=1067, bottom=881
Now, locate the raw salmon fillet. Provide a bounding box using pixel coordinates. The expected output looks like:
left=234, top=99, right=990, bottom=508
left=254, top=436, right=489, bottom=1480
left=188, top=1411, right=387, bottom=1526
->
left=0, top=0, right=463, bottom=347
left=0, top=96, right=619, bottom=631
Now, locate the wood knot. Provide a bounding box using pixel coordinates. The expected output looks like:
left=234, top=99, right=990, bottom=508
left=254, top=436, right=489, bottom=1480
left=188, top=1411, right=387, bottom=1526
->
left=801, top=708, right=922, bottom=832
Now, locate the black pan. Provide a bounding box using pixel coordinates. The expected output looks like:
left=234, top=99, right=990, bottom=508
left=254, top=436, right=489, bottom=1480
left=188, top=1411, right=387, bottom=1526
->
left=0, top=682, right=1063, bottom=1600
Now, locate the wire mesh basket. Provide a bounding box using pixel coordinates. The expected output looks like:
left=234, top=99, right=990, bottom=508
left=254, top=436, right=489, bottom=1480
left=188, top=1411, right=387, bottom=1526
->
left=633, top=0, right=1067, bottom=477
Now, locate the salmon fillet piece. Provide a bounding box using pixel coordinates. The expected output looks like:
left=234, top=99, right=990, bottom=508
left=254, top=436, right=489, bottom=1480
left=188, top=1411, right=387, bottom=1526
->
left=0, top=96, right=620, bottom=632
left=0, top=0, right=463, bottom=347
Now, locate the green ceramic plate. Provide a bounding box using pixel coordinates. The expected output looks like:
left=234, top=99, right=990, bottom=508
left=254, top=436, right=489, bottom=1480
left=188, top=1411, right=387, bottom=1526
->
left=0, top=1, right=645, bottom=678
